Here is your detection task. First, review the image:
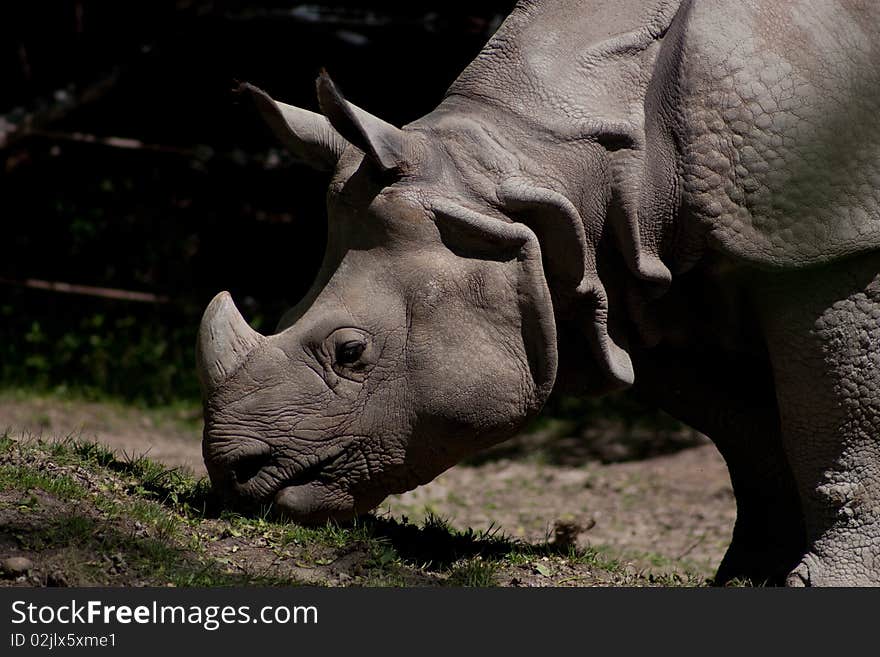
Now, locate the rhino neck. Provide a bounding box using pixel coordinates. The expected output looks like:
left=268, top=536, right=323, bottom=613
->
left=407, top=101, right=665, bottom=393
left=405, top=0, right=694, bottom=389
left=440, top=0, right=683, bottom=283
left=443, top=0, right=683, bottom=142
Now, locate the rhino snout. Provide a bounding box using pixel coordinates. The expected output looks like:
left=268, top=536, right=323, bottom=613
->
left=202, top=436, right=275, bottom=499
left=203, top=427, right=360, bottom=521
left=203, top=438, right=271, bottom=488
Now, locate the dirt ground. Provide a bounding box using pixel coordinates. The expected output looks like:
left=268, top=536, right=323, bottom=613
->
left=0, top=394, right=737, bottom=579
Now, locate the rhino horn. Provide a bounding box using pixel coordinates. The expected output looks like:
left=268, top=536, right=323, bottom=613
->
left=315, top=69, right=409, bottom=172
left=196, top=292, right=265, bottom=394
left=238, top=82, right=346, bottom=171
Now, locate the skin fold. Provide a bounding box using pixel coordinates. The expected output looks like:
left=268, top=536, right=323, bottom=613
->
left=198, top=0, right=880, bottom=586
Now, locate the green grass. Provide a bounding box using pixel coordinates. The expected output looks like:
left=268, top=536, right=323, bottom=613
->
left=0, top=432, right=282, bottom=585
left=0, top=465, right=87, bottom=500
left=446, top=558, right=498, bottom=586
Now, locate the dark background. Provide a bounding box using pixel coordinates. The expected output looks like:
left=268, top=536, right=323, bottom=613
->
left=0, top=1, right=517, bottom=403
left=0, top=1, right=670, bottom=434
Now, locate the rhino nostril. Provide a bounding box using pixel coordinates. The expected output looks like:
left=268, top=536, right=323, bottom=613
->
left=231, top=451, right=271, bottom=485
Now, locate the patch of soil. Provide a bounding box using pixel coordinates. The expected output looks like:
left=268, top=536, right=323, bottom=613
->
left=0, top=394, right=204, bottom=472
left=384, top=444, right=735, bottom=577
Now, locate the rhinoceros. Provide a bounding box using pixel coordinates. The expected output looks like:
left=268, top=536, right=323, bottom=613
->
left=197, top=0, right=880, bottom=586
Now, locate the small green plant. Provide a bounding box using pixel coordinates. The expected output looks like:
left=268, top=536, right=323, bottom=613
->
left=0, top=465, right=87, bottom=500
left=446, top=558, right=498, bottom=587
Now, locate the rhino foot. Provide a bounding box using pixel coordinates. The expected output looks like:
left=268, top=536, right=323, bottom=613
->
left=714, top=543, right=799, bottom=587
left=786, top=552, right=880, bottom=587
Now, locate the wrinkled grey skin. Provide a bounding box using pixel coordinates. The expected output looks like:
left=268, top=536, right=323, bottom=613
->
left=198, top=0, right=880, bottom=586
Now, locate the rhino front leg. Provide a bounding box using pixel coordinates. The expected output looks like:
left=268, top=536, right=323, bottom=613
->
left=712, top=439, right=804, bottom=587
left=757, top=254, right=880, bottom=586
left=632, top=348, right=804, bottom=586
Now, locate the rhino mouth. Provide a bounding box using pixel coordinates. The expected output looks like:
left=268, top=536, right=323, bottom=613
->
left=216, top=443, right=348, bottom=507
left=208, top=433, right=378, bottom=522
left=271, top=451, right=352, bottom=523
left=274, top=452, right=342, bottom=491
left=272, top=441, right=386, bottom=523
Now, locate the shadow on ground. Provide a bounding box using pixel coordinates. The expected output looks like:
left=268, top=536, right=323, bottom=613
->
left=465, top=420, right=708, bottom=467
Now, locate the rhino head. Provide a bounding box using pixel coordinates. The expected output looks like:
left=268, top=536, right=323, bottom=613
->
left=198, top=72, right=635, bottom=523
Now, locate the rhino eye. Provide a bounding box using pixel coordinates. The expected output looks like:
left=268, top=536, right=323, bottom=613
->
left=336, top=340, right=366, bottom=365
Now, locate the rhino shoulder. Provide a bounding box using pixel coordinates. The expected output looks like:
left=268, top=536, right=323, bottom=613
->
left=656, top=0, right=880, bottom=269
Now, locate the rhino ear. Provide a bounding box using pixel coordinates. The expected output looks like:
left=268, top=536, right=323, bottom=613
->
left=238, top=82, right=345, bottom=171
left=429, top=200, right=558, bottom=406
left=315, top=70, right=409, bottom=173
left=498, top=179, right=635, bottom=389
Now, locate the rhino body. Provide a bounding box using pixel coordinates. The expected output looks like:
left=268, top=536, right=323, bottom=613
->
left=198, top=0, right=880, bottom=586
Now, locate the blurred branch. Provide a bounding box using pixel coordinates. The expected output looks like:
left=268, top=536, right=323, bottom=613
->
left=0, top=69, right=120, bottom=152
left=222, top=5, right=504, bottom=35
left=224, top=6, right=437, bottom=28
left=26, top=129, right=199, bottom=156
left=5, top=128, right=295, bottom=172
left=0, top=277, right=170, bottom=304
